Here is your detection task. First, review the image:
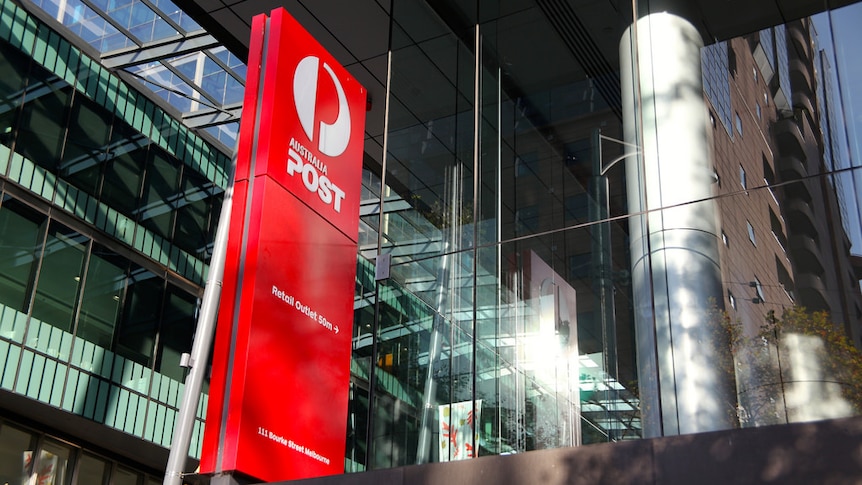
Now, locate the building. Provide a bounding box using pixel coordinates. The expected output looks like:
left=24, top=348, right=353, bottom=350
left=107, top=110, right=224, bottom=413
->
left=1, top=0, right=862, bottom=483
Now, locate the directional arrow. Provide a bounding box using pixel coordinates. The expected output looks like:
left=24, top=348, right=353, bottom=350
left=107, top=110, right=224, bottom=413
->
left=334, top=325, right=339, bottom=334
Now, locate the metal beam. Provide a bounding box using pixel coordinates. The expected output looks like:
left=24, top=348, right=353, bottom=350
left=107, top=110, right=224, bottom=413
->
left=182, top=103, right=242, bottom=128
left=102, top=32, right=220, bottom=69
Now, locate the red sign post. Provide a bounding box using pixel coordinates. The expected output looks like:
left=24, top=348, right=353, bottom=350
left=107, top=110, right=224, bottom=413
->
left=200, top=8, right=366, bottom=482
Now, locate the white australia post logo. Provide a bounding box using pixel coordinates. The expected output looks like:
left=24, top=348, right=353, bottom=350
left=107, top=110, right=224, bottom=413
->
left=287, top=56, right=352, bottom=213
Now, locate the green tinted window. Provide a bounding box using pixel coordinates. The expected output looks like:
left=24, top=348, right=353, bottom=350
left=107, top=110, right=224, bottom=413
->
left=0, top=197, right=47, bottom=312
left=77, top=244, right=126, bottom=348
left=116, top=266, right=161, bottom=366
left=31, top=221, right=87, bottom=332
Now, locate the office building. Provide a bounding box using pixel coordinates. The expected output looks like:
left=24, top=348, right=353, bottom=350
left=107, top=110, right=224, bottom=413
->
left=0, top=0, right=861, bottom=483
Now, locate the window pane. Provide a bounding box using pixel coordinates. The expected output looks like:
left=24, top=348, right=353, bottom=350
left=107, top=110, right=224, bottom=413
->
left=76, top=453, right=108, bottom=485
left=0, top=198, right=47, bottom=312
left=16, top=83, right=71, bottom=171
left=31, top=222, right=87, bottom=333
left=36, top=439, right=72, bottom=485
left=0, top=424, right=36, bottom=485
left=116, top=267, right=162, bottom=366
left=100, top=123, right=147, bottom=216
left=156, top=286, right=195, bottom=380
left=113, top=466, right=140, bottom=485
left=173, top=169, right=213, bottom=259
left=139, top=150, right=179, bottom=239
left=0, top=42, right=33, bottom=139
left=62, top=97, right=112, bottom=196
left=77, top=245, right=127, bottom=348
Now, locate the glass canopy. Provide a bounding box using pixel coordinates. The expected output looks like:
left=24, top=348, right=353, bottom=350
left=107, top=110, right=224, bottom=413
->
left=26, top=0, right=243, bottom=148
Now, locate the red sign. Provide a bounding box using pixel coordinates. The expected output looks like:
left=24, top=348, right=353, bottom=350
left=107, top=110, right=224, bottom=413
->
left=200, top=7, right=365, bottom=483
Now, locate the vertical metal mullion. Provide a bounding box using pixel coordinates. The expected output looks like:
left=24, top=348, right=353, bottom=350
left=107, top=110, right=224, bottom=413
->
left=470, top=20, right=480, bottom=460
left=494, top=65, right=502, bottom=454
left=364, top=0, right=396, bottom=469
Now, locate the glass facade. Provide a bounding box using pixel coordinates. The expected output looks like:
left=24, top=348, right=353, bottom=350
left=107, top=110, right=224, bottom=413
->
left=346, top=0, right=862, bottom=470
left=0, top=418, right=162, bottom=484
left=348, top=1, right=641, bottom=468
left=0, top=0, right=224, bottom=461
left=1, top=0, right=862, bottom=480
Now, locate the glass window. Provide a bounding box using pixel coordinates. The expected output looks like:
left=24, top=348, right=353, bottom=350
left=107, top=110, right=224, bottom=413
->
left=76, top=453, right=108, bottom=485
left=747, top=221, right=756, bottom=245
left=102, top=149, right=146, bottom=215
left=139, top=150, right=180, bottom=239
left=0, top=43, right=32, bottom=139
left=16, top=82, right=72, bottom=171
left=173, top=170, right=213, bottom=259
left=564, top=194, right=589, bottom=222
left=62, top=97, right=112, bottom=196
left=739, top=165, right=747, bottom=189
left=116, top=267, right=162, bottom=366
left=156, top=286, right=196, bottom=381
left=569, top=253, right=591, bottom=279
left=152, top=0, right=201, bottom=32
left=61, top=1, right=135, bottom=52
left=0, top=198, right=48, bottom=313
left=0, top=423, right=36, bottom=485
left=753, top=277, right=765, bottom=303
left=171, top=53, right=198, bottom=80
left=735, top=113, right=743, bottom=135
left=31, top=221, right=88, bottom=332
left=35, top=439, right=72, bottom=485
left=113, top=466, right=141, bottom=485
left=77, top=245, right=127, bottom=349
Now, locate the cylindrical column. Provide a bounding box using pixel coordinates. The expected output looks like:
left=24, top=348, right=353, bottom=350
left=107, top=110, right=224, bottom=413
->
left=620, top=12, right=737, bottom=437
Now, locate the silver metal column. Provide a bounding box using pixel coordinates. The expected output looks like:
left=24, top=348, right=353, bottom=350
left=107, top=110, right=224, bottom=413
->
left=620, top=12, right=737, bottom=437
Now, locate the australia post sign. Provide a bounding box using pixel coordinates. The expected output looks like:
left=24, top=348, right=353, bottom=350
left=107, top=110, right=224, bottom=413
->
left=200, top=8, right=365, bottom=483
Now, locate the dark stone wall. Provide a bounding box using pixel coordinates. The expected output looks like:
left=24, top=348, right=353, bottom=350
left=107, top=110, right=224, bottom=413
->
left=270, top=416, right=862, bottom=485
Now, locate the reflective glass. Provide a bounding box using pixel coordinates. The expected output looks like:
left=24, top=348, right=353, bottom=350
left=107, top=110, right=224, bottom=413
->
left=127, top=62, right=196, bottom=113
left=76, top=453, right=108, bottom=485
left=36, top=439, right=72, bottom=485
left=124, top=2, right=177, bottom=44
left=31, top=221, right=87, bottom=333
left=173, top=169, right=215, bottom=259
left=100, top=123, right=147, bottom=216
left=365, top=276, right=437, bottom=467
left=113, top=466, right=141, bottom=485
left=62, top=96, right=112, bottom=196
left=156, top=285, right=196, bottom=381
left=138, top=150, right=179, bottom=239
left=0, top=197, right=48, bottom=313
left=210, top=47, right=246, bottom=77
left=151, top=0, right=200, bottom=32
left=202, top=122, right=238, bottom=148
left=0, top=424, right=36, bottom=485
left=16, top=80, right=71, bottom=171
left=116, top=266, right=161, bottom=366
left=0, top=42, right=30, bottom=141
left=366, top=0, right=640, bottom=465
left=77, top=245, right=127, bottom=349
left=60, top=0, right=135, bottom=51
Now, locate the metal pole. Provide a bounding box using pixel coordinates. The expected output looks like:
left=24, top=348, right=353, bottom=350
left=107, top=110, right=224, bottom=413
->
left=163, top=162, right=236, bottom=485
